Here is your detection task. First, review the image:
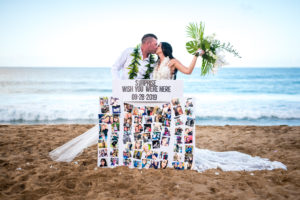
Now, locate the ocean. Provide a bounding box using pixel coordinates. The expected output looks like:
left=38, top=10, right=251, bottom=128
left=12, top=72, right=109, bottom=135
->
left=1, top=67, right=300, bottom=125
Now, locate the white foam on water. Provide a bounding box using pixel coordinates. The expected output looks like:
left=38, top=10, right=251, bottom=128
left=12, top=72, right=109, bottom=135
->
left=185, top=93, right=300, bottom=120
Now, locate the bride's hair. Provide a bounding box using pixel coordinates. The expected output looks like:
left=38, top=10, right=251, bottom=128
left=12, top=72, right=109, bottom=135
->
left=160, top=42, right=178, bottom=80
left=160, top=42, right=174, bottom=59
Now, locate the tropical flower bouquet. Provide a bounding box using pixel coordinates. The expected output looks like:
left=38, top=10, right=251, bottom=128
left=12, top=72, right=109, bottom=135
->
left=186, top=22, right=241, bottom=75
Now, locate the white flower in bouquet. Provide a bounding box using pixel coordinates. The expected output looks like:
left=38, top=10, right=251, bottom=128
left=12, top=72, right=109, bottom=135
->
left=214, top=50, right=228, bottom=67
left=208, top=51, right=214, bottom=58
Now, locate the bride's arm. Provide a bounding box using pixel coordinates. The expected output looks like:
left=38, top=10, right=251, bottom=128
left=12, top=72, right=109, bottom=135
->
left=170, top=49, right=204, bottom=75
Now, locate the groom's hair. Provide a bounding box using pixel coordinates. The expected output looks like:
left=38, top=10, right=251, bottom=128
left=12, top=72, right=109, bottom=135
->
left=141, top=34, right=157, bottom=44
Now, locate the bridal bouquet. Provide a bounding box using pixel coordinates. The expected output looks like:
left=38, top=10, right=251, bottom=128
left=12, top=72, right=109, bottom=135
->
left=186, top=22, right=241, bottom=75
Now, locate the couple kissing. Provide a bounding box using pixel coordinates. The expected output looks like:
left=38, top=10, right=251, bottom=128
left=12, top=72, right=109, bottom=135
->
left=111, top=33, right=204, bottom=80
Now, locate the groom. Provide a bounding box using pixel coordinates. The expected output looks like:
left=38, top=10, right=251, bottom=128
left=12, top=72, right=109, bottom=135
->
left=111, top=34, right=158, bottom=80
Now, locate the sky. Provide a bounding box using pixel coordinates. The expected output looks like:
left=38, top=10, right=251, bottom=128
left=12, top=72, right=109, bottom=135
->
left=0, top=0, right=299, bottom=67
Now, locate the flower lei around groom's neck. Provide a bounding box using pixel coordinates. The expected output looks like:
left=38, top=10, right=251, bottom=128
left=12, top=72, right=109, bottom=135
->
left=127, top=44, right=156, bottom=79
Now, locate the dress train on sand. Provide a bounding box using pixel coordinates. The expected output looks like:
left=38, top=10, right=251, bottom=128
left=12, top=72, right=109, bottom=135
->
left=49, top=125, right=98, bottom=162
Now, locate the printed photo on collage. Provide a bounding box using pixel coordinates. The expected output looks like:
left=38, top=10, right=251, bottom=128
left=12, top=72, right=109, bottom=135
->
left=111, top=158, right=119, bottom=167
left=100, top=97, right=109, bottom=107
left=99, top=114, right=112, bottom=124
left=99, top=158, right=108, bottom=167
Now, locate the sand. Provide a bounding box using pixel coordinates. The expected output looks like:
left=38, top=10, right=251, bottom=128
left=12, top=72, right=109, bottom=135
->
left=0, top=125, right=299, bottom=200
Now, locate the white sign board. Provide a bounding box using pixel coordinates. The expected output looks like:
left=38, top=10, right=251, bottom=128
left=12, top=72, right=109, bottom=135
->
left=112, top=80, right=184, bottom=102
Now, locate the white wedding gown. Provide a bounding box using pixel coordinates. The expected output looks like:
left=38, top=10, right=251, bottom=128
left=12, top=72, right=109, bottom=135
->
left=49, top=58, right=287, bottom=172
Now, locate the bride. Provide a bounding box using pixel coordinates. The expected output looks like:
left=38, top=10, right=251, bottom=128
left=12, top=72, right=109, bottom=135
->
left=49, top=42, right=286, bottom=172
left=153, top=42, right=204, bottom=80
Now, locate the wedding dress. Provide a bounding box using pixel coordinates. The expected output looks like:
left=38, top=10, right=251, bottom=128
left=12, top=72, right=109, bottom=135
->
left=49, top=59, right=287, bottom=172
left=153, top=57, right=172, bottom=80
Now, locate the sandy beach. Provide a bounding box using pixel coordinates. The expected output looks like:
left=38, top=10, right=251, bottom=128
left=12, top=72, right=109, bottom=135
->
left=0, top=124, right=299, bottom=200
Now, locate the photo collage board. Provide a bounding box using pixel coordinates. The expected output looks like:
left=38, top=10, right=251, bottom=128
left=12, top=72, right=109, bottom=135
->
left=98, top=97, right=195, bottom=170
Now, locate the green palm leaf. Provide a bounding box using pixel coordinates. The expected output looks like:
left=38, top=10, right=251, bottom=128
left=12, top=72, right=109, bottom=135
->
left=186, top=41, right=199, bottom=54
left=186, top=23, right=197, bottom=40
left=186, top=22, right=205, bottom=42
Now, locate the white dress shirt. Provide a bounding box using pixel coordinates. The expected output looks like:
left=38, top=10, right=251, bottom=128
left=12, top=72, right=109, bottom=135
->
left=111, top=47, right=155, bottom=79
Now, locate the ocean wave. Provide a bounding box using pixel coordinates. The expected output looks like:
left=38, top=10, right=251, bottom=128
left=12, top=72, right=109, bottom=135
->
left=73, top=89, right=112, bottom=93
left=0, top=80, right=112, bottom=86
left=0, top=118, right=98, bottom=125
left=195, top=116, right=300, bottom=126
left=195, top=116, right=300, bottom=121
left=0, top=109, right=98, bottom=123
left=1, top=108, right=300, bottom=125
left=0, top=88, right=112, bottom=94
left=184, top=93, right=300, bottom=102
